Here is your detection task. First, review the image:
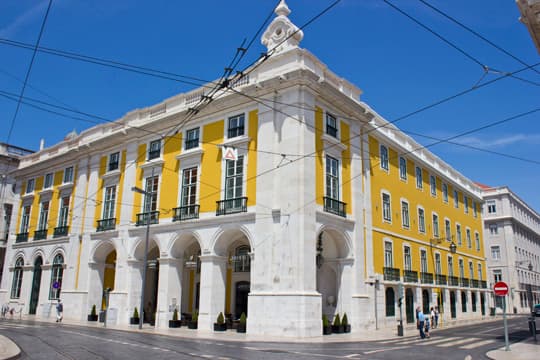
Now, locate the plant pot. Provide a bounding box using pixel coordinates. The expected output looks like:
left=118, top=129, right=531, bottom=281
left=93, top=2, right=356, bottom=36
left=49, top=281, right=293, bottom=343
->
left=188, top=321, right=198, bottom=329
left=87, top=314, right=98, bottom=322
left=169, top=320, right=182, bottom=328
left=323, top=325, right=332, bottom=335
left=332, top=325, right=344, bottom=334
left=237, top=324, right=246, bottom=333
left=214, top=323, right=227, bottom=331
left=130, top=317, right=140, bottom=325
left=343, top=325, right=351, bottom=333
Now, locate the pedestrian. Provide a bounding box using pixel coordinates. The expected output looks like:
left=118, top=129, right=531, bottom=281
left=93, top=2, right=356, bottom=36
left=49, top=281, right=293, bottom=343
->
left=416, top=306, right=426, bottom=339
left=434, top=306, right=440, bottom=329
left=56, top=299, right=63, bottom=323
left=1, top=303, right=8, bottom=318
left=424, top=315, right=431, bottom=338
left=430, top=307, right=436, bottom=329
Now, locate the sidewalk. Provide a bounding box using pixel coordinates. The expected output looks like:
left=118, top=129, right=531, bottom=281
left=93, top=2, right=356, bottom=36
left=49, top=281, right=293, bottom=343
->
left=486, top=337, right=539, bottom=360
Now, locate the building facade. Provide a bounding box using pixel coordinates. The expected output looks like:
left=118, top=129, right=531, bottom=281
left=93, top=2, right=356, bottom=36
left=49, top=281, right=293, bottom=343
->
left=479, top=184, right=540, bottom=313
left=0, top=1, right=489, bottom=337
left=516, top=0, right=540, bottom=53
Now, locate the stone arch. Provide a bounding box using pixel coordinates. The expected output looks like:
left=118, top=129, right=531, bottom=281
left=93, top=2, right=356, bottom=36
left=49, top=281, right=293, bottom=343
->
left=132, top=235, right=161, bottom=261
left=168, top=230, right=203, bottom=259
left=210, top=225, right=254, bottom=257
left=11, top=251, right=25, bottom=267
left=317, top=225, right=352, bottom=259
left=29, top=248, right=45, bottom=265
left=48, top=246, right=67, bottom=265
left=91, top=240, right=117, bottom=263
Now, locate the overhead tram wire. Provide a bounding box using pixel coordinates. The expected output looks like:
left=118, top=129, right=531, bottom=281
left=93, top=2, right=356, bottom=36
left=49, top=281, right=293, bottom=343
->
left=5, top=0, right=53, bottom=144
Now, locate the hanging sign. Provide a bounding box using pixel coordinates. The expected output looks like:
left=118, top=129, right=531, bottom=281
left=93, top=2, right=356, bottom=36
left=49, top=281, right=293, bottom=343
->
left=222, top=147, right=238, bottom=161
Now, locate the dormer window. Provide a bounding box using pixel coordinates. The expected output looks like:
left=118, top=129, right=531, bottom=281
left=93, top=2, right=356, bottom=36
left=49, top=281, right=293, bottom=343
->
left=26, top=178, right=35, bottom=194
left=228, top=114, right=245, bottom=138
left=185, top=127, right=200, bottom=150
left=148, top=140, right=161, bottom=160
left=63, top=166, right=73, bottom=183
left=108, top=152, right=120, bottom=172
left=326, top=113, right=338, bottom=138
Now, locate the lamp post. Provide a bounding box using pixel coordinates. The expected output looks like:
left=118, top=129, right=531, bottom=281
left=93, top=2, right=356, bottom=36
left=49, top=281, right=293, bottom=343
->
left=429, top=236, right=457, bottom=326
left=131, top=181, right=153, bottom=330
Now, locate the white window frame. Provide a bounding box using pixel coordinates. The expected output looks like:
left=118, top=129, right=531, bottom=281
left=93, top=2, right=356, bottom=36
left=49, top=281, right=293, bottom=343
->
left=63, top=166, right=74, bottom=183
left=384, top=240, right=393, bottom=268
left=38, top=201, right=49, bottom=231
left=432, top=212, right=440, bottom=238
left=185, top=127, right=200, bottom=150
left=418, top=206, right=425, bottom=233
left=453, top=190, right=459, bottom=208
left=58, top=196, right=70, bottom=228
left=456, top=223, right=462, bottom=246
left=26, top=178, right=35, bottom=194
left=102, top=186, right=116, bottom=220
left=430, top=175, right=436, bottom=196
left=466, top=227, right=472, bottom=249
left=444, top=218, right=451, bottom=241
left=380, top=145, right=389, bottom=171
left=326, top=112, right=338, bottom=138
left=227, top=113, right=246, bottom=139
left=475, top=231, right=480, bottom=251
left=399, top=157, right=407, bottom=180
left=401, top=200, right=410, bottom=229
left=442, top=183, right=448, bottom=203
left=382, top=191, right=392, bottom=223
left=403, top=245, right=412, bottom=271
left=326, top=155, right=340, bottom=201
left=464, top=195, right=469, bottom=214
left=415, top=166, right=423, bottom=189
left=20, top=205, right=31, bottom=233
left=108, top=152, right=120, bottom=172
left=181, top=166, right=198, bottom=206
left=420, top=249, right=428, bottom=273
left=487, top=200, right=496, bottom=214
left=435, top=252, right=442, bottom=275
left=489, top=223, right=498, bottom=235
left=148, top=139, right=162, bottom=160
left=447, top=255, right=454, bottom=277
left=44, top=173, right=53, bottom=189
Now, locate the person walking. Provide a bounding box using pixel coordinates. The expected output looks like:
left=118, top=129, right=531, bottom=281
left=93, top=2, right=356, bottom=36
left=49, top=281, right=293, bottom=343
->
left=434, top=306, right=440, bottom=328
left=56, top=299, right=63, bottom=323
left=424, top=314, right=431, bottom=338
left=430, top=307, right=436, bottom=329
left=416, top=306, right=426, bottom=339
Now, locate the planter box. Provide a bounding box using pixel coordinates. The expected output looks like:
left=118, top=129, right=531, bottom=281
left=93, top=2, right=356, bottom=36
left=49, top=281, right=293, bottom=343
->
left=332, top=325, right=344, bottom=334
left=343, top=325, right=351, bottom=333
left=323, top=325, right=332, bottom=335
left=237, top=324, right=246, bottom=333
left=130, top=317, right=140, bottom=325
left=169, top=320, right=182, bottom=328
left=188, top=321, right=198, bottom=329
left=87, top=314, right=98, bottom=322
left=214, top=323, right=227, bottom=331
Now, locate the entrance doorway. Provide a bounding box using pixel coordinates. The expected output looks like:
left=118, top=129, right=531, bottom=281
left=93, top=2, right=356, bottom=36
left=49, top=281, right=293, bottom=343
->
left=480, top=293, right=486, bottom=315
left=422, top=289, right=430, bottom=314
left=405, top=288, right=414, bottom=323
left=235, top=281, right=250, bottom=318
left=450, top=291, right=457, bottom=318
left=29, top=257, right=43, bottom=315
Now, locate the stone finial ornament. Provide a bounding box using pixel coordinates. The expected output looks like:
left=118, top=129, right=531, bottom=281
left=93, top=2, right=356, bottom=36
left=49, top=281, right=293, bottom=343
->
left=261, top=0, right=303, bottom=54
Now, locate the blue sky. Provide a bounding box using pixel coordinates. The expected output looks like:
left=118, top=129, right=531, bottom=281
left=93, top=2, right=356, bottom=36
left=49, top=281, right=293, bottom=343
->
left=1, top=0, right=539, bottom=212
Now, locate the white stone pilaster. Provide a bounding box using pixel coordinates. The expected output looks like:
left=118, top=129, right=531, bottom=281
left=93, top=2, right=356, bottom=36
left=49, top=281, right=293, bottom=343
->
left=197, top=254, right=227, bottom=331
left=154, top=257, right=183, bottom=328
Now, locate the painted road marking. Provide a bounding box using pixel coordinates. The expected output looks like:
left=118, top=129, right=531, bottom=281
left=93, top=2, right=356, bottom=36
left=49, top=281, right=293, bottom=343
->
left=459, top=339, right=496, bottom=349
left=417, top=336, right=460, bottom=345
left=437, top=337, right=479, bottom=347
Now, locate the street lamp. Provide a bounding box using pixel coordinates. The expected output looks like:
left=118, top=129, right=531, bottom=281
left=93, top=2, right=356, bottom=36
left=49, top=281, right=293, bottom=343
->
left=131, top=184, right=153, bottom=330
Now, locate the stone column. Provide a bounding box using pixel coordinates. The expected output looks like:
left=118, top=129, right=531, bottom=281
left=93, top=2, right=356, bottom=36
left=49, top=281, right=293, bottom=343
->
left=126, top=260, right=143, bottom=324
left=197, top=254, right=227, bottom=331
left=37, top=264, right=52, bottom=319
left=154, top=257, right=183, bottom=328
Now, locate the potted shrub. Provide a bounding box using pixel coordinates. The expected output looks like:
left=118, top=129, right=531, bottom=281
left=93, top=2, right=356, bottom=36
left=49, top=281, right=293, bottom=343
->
left=214, top=312, right=227, bottom=331
left=169, top=308, right=182, bottom=328
left=342, top=313, right=350, bottom=333
left=188, top=310, right=198, bottom=329
left=87, top=304, right=98, bottom=321
left=332, top=313, right=343, bottom=334
left=237, top=312, right=247, bottom=333
left=130, top=307, right=140, bottom=325
left=322, top=314, right=332, bottom=335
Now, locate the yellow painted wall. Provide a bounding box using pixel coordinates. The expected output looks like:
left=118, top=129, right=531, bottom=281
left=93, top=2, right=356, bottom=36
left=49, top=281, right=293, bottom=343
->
left=160, top=134, right=181, bottom=219
left=246, top=110, right=258, bottom=206
left=200, top=120, right=224, bottom=213
left=102, top=250, right=116, bottom=309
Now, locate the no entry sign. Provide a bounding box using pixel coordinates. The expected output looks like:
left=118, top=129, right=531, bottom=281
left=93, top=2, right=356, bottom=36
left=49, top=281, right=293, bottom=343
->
left=494, top=281, right=509, bottom=296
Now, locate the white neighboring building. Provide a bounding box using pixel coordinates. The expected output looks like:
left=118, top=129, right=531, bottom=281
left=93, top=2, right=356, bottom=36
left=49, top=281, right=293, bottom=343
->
left=479, top=184, right=540, bottom=313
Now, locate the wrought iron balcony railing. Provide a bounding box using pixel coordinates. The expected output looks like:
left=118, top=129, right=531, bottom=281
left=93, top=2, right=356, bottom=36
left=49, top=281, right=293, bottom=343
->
left=471, top=279, right=480, bottom=288
left=136, top=211, right=159, bottom=226
left=173, top=205, right=200, bottom=221
left=34, top=229, right=48, bottom=240
left=448, top=275, right=459, bottom=286
left=97, top=218, right=116, bottom=232
left=216, top=197, right=247, bottom=216
left=420, top=272, right=433, bottom=284
left=15, top=232, right=28, bottom=243
left=383, top=267, right=400, bottom=281
left=53, top=226, right=69, bottom=238
left=436, top=274, right=447, bottom=285
left=403, top=270, right=418, bottom=283
left=480, top=280, right=487, bottom=289
left=460, top=277, right=470, bottom=287
left=323, top=197, right=346, bottom=218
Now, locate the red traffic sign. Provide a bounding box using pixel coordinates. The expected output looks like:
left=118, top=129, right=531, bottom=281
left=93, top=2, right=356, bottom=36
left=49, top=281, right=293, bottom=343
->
left=493, top=281, right=509, bottom=296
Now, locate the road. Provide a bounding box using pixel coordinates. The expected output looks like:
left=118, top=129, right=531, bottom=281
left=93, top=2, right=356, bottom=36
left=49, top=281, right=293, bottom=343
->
left=0, top=315, right=533, bottom=359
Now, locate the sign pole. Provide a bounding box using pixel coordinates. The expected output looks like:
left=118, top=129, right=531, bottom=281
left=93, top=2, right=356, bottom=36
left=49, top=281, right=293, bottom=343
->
left=503, top=295, right=509, bottom=351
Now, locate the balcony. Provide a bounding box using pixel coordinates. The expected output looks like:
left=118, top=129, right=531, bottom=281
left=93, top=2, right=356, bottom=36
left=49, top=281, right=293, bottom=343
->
left=420, top=272, right=433, bottom=284
left=97, top=218, right=116, bottom=232
left=173, top=205, right=199, bottom=221
left=323, top=197, right=347, bottom=218
left=403, top=270, right=418, bottom=283
left=136, top=211, right=160, bottom=226
left=15, top=232, right=28, bottom=243
left=480, top=280, right=487, bottom=289
left=216, top=197, right=247, bottom=216
left=53, top=226, right=69, bottom=238
left=471, top=279, right=479, bottom=288
left=383, top=267, right=400, bottom=281
left=436, top=274, right=447, bottom=285
left=460, top=277, right=470, bottom=287
left=34, top=229, right=48, bottom=240
left=448, top=276, right=459, bottom=286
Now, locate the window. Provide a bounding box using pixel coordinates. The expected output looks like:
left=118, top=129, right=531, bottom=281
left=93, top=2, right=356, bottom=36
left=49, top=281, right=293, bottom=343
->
left=380, top=145, right=389, bottom=171
left=148, top=140, right=161, bottom=160
left=385, top=288, right=395, bottom=317
left=445, top=219, right=451, bottom=241
left=469, top=261, right=474, bottom=279
left=435, top=253, right=441, bottom=275
left=404, top=246, right=412, bottom=270
left=181, top=167, right=198, bottom=206
left=144, top=176, right=159, bottom=212
left=475, top=232, right=480, bottom=251
left=382, top=193, right=391, bottom=222
left=44, top=173, right=53, bottom=188
left=326, top=113, right=338, bottom=138
left=185, top=127, right=200, bottom=150
left=228, top=114, right=245, bottom=138
left=418, top=208, right=425, bottom=233
left=233, top=245, right=250, bottom=272
left=10, top=257, right=23, bottom=299
left=464, top=196, right=469, bottom=214
left=38, top=201, right=49, bottom=231
left=326, top=156, right=339, bottom=200
left=487, top=200, right=496, bottom=214
left=49, top=254, right=64, bottom=300
left=473, top=202, right=477, bottom=218
left=103, top=186, right=116, bottom=219
left=225, top=156, right=244, bottom=200
left=459, top=259, right=464, bottom=278
left=108, top=152, right=120, bottom=172
left=430, top=175, right=436, bottom=196
left=420, top=249, right=428, bottom=273
left=456, top=224, right=462, bottom=246
left=477, top=263, right=482, bottom=280
left=401, top=201, right=409, bottom=229
left=489, top=223, right=498, bottom=235
left=20, top=206, right=31, bottom=233
left=448, top=256, right=454, bottom=277
left=415, top=167, right=423, bottom=189
left=26, top=178, right=35, bottom=193
left=466, top=228, right=471, bottom=249
left=58, top=197, right=70, bottom=228
left=3, top=204, right=12, bottom=241
left=491, top=246, right=501, bottom=260
left=63, top=166, right=73, bottom=183
left=442, top=183, right=448, bottom=203
left=453, top=190, right=459, bottom=208
left=493, top=269, right=502, bottom=282
left=384, top=241, right=393, bottom=267
left=432, top=213, right=439, bottom=238
left=399, top=157, right=407, bottom=180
